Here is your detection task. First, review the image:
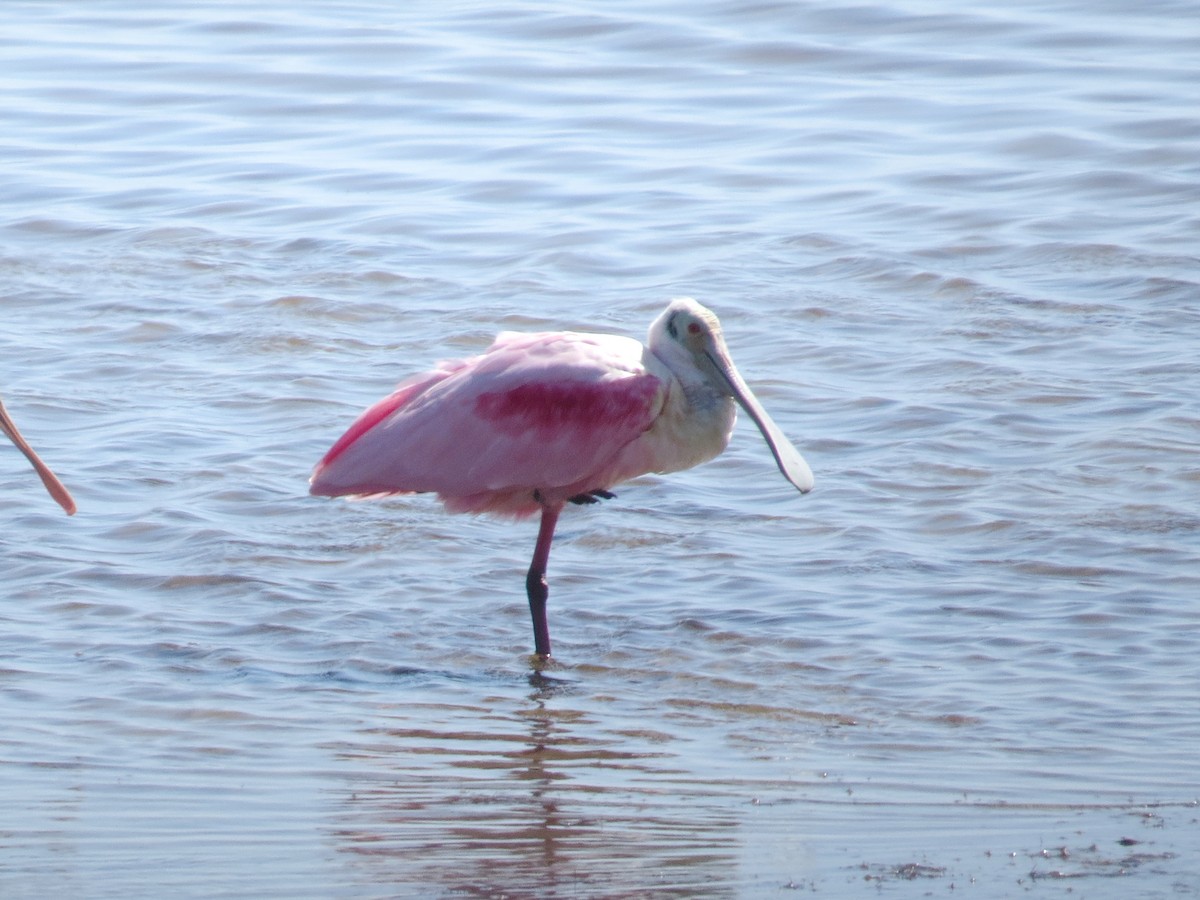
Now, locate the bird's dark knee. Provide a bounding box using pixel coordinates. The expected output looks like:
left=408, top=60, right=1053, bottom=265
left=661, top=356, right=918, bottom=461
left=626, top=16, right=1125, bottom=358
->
left=526, top=568, right=548, bottom=604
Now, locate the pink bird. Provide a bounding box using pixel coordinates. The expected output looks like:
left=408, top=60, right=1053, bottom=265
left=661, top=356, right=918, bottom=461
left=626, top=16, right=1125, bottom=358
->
left=311, top=297, right=812, bottom=658
left=1, top=396, right=76, bottom=515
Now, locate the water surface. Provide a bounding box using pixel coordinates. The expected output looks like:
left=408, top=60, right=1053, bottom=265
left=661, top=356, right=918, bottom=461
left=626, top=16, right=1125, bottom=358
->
left=3, top=1, right=1199, bottom=896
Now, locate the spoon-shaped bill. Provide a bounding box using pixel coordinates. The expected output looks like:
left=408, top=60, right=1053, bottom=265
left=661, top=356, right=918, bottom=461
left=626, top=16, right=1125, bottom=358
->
left=705, top=351, right=814, bottom=494
left=0, top=398, right=77, bottom=515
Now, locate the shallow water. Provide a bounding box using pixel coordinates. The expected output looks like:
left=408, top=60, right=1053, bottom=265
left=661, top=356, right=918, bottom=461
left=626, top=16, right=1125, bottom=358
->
left=3, top=1, right=1199, bottom=897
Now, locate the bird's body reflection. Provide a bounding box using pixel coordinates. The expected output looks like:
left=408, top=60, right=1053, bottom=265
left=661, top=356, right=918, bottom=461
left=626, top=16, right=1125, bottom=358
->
left=327, top=671, right=740, bottom=897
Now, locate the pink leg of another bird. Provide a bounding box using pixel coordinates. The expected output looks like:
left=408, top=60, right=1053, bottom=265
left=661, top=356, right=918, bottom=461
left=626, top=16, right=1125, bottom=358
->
left=526, top=499, right=562, bottom=658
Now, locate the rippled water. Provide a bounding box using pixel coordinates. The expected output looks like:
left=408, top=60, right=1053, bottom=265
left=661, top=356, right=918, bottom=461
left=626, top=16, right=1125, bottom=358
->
left=3, top=1, right=1199, bottom=897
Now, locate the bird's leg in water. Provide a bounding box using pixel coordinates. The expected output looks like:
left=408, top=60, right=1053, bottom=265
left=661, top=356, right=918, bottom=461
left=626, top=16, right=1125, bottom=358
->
left=526, top=500, right=562, bottom=658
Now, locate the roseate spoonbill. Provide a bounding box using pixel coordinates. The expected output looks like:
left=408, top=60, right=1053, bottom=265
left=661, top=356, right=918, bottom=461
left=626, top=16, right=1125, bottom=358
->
left=1, top=396, right=76, bottom=515
left=311, top=297, right=812, bottom=658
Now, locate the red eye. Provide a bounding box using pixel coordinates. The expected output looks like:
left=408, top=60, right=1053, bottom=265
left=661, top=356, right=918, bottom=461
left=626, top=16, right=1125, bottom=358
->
left=687, top=322, right=701, bottom=335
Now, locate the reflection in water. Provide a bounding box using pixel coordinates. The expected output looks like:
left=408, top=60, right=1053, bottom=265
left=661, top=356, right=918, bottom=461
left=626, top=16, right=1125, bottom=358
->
left=328, top=673, right=740, bottom=897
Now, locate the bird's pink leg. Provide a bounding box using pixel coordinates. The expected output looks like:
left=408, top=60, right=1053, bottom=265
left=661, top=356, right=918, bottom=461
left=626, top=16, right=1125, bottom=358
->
left=0, top=398, right=76, bottom=515
left=526, top=500, right=562, bottom=658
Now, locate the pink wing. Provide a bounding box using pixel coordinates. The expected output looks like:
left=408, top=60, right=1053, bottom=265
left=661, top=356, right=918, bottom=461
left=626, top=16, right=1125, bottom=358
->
left=310, top=331, right=666, bottom=517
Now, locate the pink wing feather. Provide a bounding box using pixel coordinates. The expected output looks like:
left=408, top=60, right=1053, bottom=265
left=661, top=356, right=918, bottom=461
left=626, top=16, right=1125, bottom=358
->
left=310, top=331, right=666, bottom=517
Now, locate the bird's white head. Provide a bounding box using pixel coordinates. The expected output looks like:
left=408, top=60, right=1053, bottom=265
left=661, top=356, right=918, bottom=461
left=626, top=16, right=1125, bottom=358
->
left=648, top=297, right=814, bottom=494
left=649, top=297, right=724, bottom=360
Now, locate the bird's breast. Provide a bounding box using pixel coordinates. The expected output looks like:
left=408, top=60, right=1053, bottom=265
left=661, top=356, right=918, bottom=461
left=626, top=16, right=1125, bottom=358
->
left=628, top=379, right=737, bottom=477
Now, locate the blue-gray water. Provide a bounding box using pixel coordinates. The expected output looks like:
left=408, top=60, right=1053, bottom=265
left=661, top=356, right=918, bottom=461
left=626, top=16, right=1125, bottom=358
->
left=3, top=2, right=1199, bottom=897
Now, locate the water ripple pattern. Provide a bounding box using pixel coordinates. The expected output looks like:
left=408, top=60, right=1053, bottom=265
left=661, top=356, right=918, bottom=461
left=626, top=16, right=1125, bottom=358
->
left=2, top=1, right=1198, bottom=897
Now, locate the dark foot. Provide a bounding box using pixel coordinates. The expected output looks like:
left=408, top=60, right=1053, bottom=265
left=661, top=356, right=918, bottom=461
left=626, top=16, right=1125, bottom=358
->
left=568, top=488, right=617, bottom=505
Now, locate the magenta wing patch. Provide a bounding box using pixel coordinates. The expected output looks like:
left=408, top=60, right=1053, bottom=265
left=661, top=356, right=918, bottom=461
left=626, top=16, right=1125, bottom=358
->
left=473, top=376, right=661, bottom=437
